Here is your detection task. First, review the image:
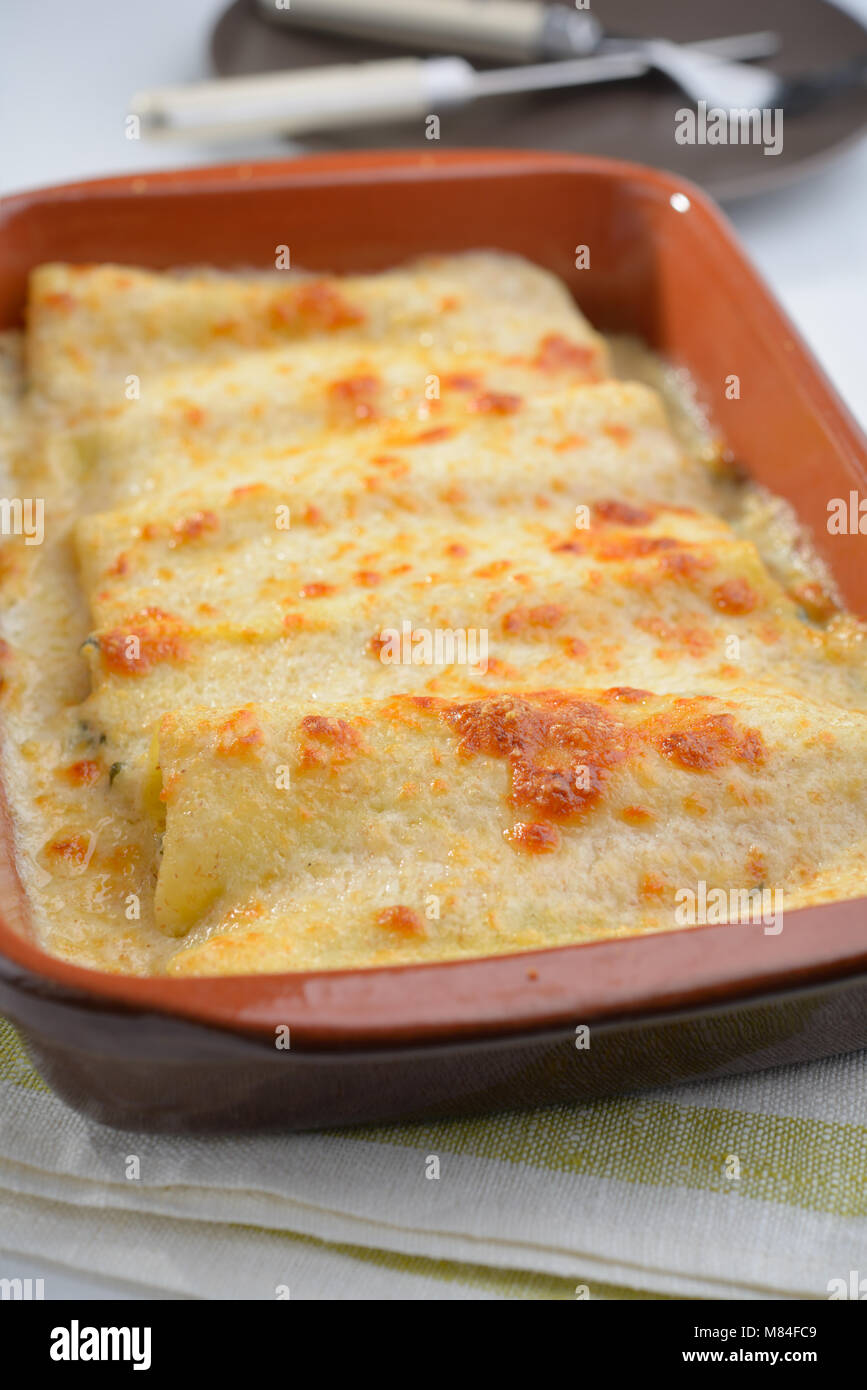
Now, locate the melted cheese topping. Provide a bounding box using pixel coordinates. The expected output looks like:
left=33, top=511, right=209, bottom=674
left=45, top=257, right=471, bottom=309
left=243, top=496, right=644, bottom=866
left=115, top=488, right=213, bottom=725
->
left=157, top=689, right=866, bottom=970
left=1, top=253, right=865, bottom=976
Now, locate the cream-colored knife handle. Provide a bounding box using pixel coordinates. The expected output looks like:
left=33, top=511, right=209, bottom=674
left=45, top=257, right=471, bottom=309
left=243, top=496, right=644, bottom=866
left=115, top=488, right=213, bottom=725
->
left=257, top=0, right=599, bottom=63
left=133, top=57, right=475, bottom=141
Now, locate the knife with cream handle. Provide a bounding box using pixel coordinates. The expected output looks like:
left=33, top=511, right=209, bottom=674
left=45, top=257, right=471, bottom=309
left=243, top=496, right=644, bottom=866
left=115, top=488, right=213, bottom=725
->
left=256, top=0, right=603, bottom=63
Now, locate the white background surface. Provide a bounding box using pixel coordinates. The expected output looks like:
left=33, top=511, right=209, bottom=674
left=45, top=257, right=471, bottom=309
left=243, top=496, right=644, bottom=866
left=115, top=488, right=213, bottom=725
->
left=0, top=0, right=865, bottom=1299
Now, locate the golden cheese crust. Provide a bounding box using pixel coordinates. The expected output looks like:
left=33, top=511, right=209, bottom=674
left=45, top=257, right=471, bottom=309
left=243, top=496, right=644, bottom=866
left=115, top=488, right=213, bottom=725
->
left=1, top=253, right=865, bottom=976
left=27, top=253, right=608, bottom=419
left=157, top=689, right=867, bottom=967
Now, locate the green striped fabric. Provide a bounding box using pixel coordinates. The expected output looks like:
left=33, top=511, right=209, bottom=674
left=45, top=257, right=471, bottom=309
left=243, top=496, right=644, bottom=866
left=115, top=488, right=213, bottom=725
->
left=1, top=1016, right=865, bottom=1300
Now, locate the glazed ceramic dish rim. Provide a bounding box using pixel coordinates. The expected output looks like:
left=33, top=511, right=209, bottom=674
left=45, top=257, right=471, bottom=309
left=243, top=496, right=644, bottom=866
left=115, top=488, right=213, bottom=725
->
left=1, top=149, right=866, bottom=1050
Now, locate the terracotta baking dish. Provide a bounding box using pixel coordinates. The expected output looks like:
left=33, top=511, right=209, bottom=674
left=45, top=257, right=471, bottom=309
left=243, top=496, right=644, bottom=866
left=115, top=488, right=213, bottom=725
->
left=1, top=150, right=866, bottom=1132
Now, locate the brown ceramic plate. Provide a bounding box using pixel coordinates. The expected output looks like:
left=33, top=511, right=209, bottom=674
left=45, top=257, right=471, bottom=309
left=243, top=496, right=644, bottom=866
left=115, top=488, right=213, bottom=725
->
left=1, top=150, right=866, bottom=1132
left=212, top=0, right=867, bottom=202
